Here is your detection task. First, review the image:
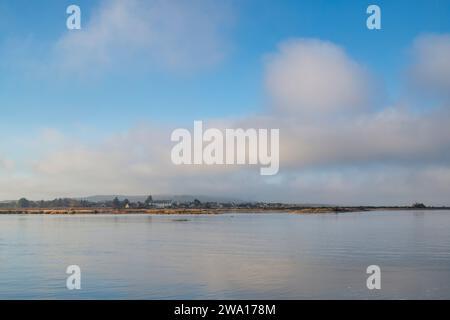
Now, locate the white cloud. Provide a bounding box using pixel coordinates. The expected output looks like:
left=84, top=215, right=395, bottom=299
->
left=1, top=106, right=449, bottom=206
left=277, top=107, right=450, bottom=169
left=2, top=36, right=450, bottom=205
left=260, top=37, right=450, bottom=169
left=410, top=34, right=450, bottom=96
left=0, top=157, right=15, bottom=172
left=287, top=165, right=450, bottom=206
left=54, top=0, right=233, bottom=73
left=265, top=39, right=371, bottom=115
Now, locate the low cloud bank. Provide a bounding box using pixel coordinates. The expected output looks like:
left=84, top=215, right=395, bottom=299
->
left=2, top=28, right=450, bottom=204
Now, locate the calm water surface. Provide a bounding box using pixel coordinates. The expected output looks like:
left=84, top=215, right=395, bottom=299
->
left=0, top=211, right=449, bottom=299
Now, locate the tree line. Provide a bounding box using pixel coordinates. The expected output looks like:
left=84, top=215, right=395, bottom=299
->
left=0, top=195, right=155, bottom=209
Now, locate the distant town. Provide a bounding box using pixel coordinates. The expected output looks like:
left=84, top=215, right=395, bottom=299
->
left=0, top=196, right=448, bottom=215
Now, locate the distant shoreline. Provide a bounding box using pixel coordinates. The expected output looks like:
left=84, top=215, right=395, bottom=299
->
left=0, top=206, right=449, bottom=215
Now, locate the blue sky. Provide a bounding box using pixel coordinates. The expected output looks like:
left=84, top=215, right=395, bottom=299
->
left=1, top=0, right=450, bottom=203
left=1, top=0, right=449, bottom=134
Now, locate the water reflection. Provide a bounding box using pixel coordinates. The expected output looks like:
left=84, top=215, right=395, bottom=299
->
left=0, top=211, right=449, bottom=299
